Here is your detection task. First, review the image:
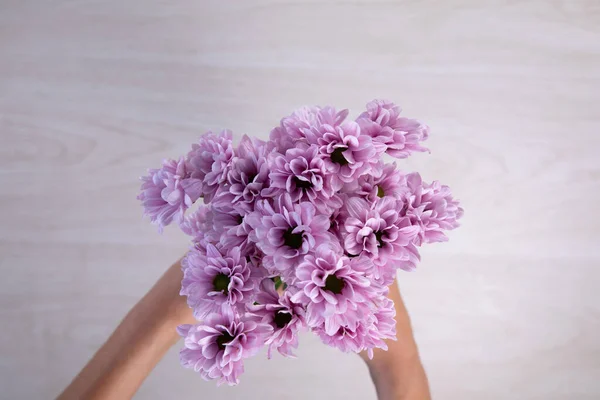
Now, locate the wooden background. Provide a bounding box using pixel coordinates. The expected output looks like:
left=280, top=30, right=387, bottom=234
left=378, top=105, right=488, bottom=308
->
left=1, top=1, right=599, bottom=399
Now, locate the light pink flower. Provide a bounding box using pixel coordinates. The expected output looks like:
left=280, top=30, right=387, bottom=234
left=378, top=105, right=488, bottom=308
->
left=270, top=106, right=348, bottom=152
left=315, top=314, right=372, bottom=354
left=316, top=283, right=396, bottom=357
left=186, top=130, right=235, bottom=203
left=314, top=121, right=376, bottom=190
left=395, top=242, right=421, bottom=274
left=246, top=195, right=334, bottom=276
left=249, top=279, right=306, bottom=358
left=177, top=308, right=272, bottom=386
left=211, top=135, right=271, bottom=214
left=342, top=196, right=420, bottom=280
left=402, top=173, right=464, bottom=245
left=264, top=144, right=340, bottom=213
left=138, top=157, right=202, bottom=231
left=344, top=161, right=408, bottom=203
left=180, top=244, right=255, bottom=319
left=209, top=205, right=253, bottom=255
left=291, top=246, right=374, bottom=334
left=358, top=99, right=429, bottom=159
left=364, top=294, right=398, bottom=358
left=368, top=296, right=397, bottom=355
left=179, top=204, right=212, bottom=250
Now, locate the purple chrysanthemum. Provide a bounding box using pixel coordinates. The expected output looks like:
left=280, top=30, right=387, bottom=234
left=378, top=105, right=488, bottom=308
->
left=264, top=144, right=340, bottom=213
left=246, top=195, right=333, bottom=276
left=367, top=296, right=397, bottom=355
left=402, top=172, right=464, bottom=246
left=328, top=193, right=352, bottom=242
left=345, top=161, right=408, bottom=203
left=180, top=204, right=212, bottom=250
left=316, top=282, right=396, bottom=357
left=186, top=130, right=235, bottom=203
left=208, top=205, right=253, bottom=255
left=270, top=106, right=349, bottom=152
left=244, top=242, right=266, bottom=270
left=394, top=242, right=421, bottom=274
left=313, top=121, right=376, bottom=190
left=180, top=244, right=255, bottom=319
left=177, top=308, right=272, bottom=386
left=249, top=279, right=306, bottom=358
left=138, top=157, right=202, bottom=231
left=357, top=99, right=429, bottom=159
left=342, top=196, right=420, bottom=278
left=315, top=314, right=372, bottom=354
left=211, top=135, right=271, bottom=214
left=290, top=246, right=374, bottom=334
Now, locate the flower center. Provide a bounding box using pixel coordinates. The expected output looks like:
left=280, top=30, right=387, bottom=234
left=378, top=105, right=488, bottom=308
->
left=324, top=274, right=345, bottom=294
left=294, top=177, right=313, bottom=190
left=273, top=311, right=293, bottom=328
left=216, top=332, right=235, bottom=351
left=247, top=172, right=257, bottom=183
left=283, top=227, right=304, bottom=249
left=213, top=273, right=230, bottom=293
left=377, top=185, right=385, bottom=198
left=330, top=147, right=349, bottom=166
left=374, top=231, right=385, bottom=247
left=272, top=276, right=287, bottom=290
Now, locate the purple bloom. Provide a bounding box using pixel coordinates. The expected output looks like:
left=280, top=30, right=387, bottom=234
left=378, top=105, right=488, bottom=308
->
left=138, top=157, right=202, bottom=231
left=246, top=195, right=333, bottom=276
left=177, top=308, right=272, bottom=386
left=367, top=296, right=397, bottom=357
left=244, top=242, right=266, bottom=270
left=211, top=135, right=271, bottom=214
left=328, top=193, right=352, bottom=242
left=358, top=99, right=429, bottom=159
left=345, top=161, right=408, bottom=203
left=402, top=173, right=464, bottom=245
left=395, top=242, right=421, bottom=274
left=186, top=130, right=235, bottom=203
left=180, top=204, right=212, bottom=250
left=342, top=196, right=420, bottom=278
left=291, top=246, right=373, bottom=334
left=180, top=244, right=255, bottom=319
left=313, top=121, right=376, bottom=190
left=316, top=284, right=396, bottom=357
left=249, top=279, right=306, bottom=358
left=265, top=144, right=340, bottom=213
left=270, top=106, right=349, bottom=152
left=209, top=205, right=253, bottom=255
left=315, top=314, right=372, bottom=354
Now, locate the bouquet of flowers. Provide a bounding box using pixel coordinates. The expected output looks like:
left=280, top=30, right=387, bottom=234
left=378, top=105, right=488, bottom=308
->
left=138, top=100, right=463, bottom=385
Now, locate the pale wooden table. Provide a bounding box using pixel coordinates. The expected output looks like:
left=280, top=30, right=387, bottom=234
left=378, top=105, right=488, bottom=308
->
left=1, top=1, right=599, bottom=399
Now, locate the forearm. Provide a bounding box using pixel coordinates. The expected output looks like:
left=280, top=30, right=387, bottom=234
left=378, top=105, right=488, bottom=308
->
left=57, top=260, right=194, bottom=400
left=362, top=283, right=431, bottom=400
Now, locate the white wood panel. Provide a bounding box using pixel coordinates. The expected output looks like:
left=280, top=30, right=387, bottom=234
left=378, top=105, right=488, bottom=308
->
left=1, top=1, right=599, bottom=399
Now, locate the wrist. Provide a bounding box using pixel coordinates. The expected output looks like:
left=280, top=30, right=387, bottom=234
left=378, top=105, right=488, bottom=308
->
left=147, top=258, right=195, bottom=325
left=366, top=354, right=429, bottom=400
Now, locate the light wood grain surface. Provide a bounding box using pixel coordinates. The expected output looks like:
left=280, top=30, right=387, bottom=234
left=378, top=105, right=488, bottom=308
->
left=1, top=1, right=599, bottom=399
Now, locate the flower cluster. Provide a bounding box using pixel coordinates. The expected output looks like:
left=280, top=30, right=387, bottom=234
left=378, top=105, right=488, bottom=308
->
left=138, top=100, right=463, bottom=385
